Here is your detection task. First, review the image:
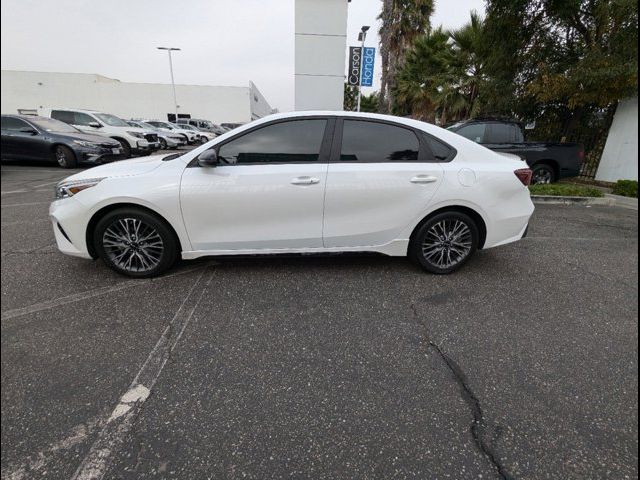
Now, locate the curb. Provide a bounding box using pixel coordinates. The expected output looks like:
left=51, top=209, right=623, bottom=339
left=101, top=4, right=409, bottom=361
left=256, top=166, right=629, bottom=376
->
left=531, top=195, right=638, bottom=210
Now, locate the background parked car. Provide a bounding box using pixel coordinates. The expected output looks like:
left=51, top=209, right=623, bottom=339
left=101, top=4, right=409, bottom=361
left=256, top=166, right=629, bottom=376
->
left=171, top=123, right=214, bottom=143
left=176, top=118, right=216, bottom=131
left=127, top=120, right=186, bottom=149
left=446, top=119, right=585, bottom=184
left=143, top=120, right=198, bottom=144
left=1, top=114, right=122, bottom=168
left=46, top=108, right=160, bottom=158
left=221, top=122, right=244, bottom=130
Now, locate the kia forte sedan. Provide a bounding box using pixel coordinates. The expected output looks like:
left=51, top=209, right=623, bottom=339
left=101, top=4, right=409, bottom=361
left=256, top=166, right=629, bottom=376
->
left=1, top=115, right=122, bottom=168
left=50, top=112, right=534, bottom=277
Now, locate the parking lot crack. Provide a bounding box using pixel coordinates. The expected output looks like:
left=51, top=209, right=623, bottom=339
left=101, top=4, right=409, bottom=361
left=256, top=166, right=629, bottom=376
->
left=411, top=303, right=514, bottom=480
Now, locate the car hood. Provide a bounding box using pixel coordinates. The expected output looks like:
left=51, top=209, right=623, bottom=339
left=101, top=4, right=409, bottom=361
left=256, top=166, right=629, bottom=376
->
left=63, top=154, right=168, bottom=182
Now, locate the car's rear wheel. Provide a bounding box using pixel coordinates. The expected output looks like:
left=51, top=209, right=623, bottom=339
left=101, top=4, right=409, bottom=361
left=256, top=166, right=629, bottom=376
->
left=94, top=208, right=178, bottom=278
left=410, top=211, right=479, bottom=274
left=54, top=145, right=77, bottom=168
left=531, top=163, right=556, bottom=184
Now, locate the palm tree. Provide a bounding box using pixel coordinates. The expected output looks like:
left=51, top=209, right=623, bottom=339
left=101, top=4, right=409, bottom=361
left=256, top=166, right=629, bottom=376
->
left=393, top=12, right=488, bottom=123
left=394, top=27, right=451, bottom=120
left=378, top=0, right=433, bottom=113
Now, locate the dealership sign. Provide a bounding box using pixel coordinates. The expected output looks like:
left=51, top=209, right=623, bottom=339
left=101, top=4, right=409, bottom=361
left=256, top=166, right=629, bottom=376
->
left=360, top=47, right=375, bottom=87
left=348, top=46, right=376, bottom=87
left=348, top=47, right=362, bottom=86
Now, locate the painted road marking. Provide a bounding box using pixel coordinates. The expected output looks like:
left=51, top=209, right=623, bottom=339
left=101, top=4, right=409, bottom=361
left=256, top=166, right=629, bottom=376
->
left=1, top=264, right=212, bottom=321
left=71, top=267, right=214, bottom=480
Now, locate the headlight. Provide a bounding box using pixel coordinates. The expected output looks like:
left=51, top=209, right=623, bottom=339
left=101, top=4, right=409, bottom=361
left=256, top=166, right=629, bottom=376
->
left=55, top=178, right=105, bottom=199
left=127, top=131, right=145, bottom=139
left=73, top=140, right=100, bottom=148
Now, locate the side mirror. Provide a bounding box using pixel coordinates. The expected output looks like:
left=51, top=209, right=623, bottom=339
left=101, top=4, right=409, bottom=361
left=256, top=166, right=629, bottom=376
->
left=19, top=127, right=38, bottom=135
left=88, top=121, right=102, bottom=129
left=197, top=149, right=219, bottom=167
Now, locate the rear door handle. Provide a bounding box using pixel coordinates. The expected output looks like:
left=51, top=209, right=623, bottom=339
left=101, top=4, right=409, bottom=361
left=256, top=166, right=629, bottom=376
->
left=291, top=176, right=320, bottom=185
left=410, top=175, right=439, bottom=184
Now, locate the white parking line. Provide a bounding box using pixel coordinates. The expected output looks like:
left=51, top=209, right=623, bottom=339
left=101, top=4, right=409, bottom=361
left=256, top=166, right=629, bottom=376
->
left=1, top=190, right=28, bottom=195
left=71, top=267, right=214, bottom=480
left=0, top=201, right=50, bottom=207
left=0, top=264, right=212, bottom=321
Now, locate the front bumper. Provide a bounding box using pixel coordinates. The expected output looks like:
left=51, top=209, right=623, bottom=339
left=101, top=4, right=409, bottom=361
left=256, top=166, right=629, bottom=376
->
left=49, top=198, right=93, bottom=259
left=73, top=145, right=124, bottom=165
left=133, top=139, right=161, bottom=153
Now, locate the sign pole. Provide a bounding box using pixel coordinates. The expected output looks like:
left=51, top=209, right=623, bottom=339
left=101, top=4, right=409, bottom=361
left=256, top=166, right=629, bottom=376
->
left=357, top=35, right=365, bottom=112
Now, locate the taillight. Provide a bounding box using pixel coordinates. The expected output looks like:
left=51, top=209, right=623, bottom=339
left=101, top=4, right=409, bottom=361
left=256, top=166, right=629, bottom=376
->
left=514, top=168, right=533, bottom=186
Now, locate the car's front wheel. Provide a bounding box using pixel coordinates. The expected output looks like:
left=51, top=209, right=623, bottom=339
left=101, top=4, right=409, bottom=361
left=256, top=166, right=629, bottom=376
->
left=410, top=211, right=479, bottom=274
left=54, top=145, right=77, bottom=168
left=94, top=208, right=178, bottom=278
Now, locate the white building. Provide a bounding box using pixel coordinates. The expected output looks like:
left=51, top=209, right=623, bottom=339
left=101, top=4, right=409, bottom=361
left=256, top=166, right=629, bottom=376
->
left=295, top=0, right=348, bottom=110
left=596, top=97, right=638, bottom=182
left=0, top=70, right=273, bottom=124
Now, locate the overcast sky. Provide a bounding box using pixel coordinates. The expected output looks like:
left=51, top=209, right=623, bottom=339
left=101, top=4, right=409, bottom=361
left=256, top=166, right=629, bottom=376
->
left=1, top=0, right=485, bottom=112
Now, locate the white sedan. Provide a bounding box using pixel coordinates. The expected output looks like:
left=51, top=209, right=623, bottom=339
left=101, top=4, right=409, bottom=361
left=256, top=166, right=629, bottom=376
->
left=50, top=111, right=534, bottom=277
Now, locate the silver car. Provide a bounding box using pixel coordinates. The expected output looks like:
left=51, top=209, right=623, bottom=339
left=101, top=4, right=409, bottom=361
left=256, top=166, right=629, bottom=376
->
left=127, top=121, right=186, bottom=149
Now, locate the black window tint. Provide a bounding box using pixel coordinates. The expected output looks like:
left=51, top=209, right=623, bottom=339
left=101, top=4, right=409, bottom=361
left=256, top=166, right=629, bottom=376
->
left=51, top=110, right=75, bottom=124
left=512, top=124, right=524, bottom=143
left=487, top=123, right=513, bottom=143
left=340, top=120, right=419, bottom=162
left=1, top=117, right=29, bottom=131
left=73, top=112, right=96, bottom=126
left=427, top=137, right=454, bottom=161
left=218, top=119, right=326, bottom=164
left=456, top=123, right=486, bottom=143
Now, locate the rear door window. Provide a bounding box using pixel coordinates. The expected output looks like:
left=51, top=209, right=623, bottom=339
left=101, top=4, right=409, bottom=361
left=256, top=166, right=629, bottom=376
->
left=339, top=120, right=420, bottom=162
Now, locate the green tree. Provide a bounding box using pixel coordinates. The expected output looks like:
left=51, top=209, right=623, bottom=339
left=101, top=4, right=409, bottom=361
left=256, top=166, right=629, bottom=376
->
left=393, top=13, right=488, bottom=123
left=483, top=0, right=638, bottom=135
left=360, top=92, right=380, bottom=113
left=343, top=84, right=358, bottom=111
left=378, top=0, right=434, bottom=113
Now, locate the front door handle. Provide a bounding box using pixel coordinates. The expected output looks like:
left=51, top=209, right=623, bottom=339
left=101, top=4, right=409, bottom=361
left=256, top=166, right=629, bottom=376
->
left=291, top=176, right=320, bottom=185
left=410, top=175, right=439, bottom=184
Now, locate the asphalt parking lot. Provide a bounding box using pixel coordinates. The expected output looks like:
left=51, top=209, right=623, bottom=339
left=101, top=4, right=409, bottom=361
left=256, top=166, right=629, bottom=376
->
left=1, top=163, right=638, bottom=480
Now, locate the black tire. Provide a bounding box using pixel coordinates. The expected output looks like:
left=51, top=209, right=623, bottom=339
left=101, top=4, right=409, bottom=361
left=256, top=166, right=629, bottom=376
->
left=199, top=136, right=207, bottom=144
left=114, top=138, right=132, bottom=158
left=159, top=138, right=167, bottom=149
left=531, top=163, right=556, bottom=184
left=409, top=211, right=479, bottom=274
left=93, top=208, right=178, bottom=278
left=53, top=145, right=77, bottom=168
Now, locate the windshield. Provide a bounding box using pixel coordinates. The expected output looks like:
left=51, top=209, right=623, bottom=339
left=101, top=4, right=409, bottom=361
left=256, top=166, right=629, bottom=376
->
left=30, top=117, right=80, bottom=133
left=139, top=121, right=158, bottom=130
left=95, top=113, right=130, bottom=127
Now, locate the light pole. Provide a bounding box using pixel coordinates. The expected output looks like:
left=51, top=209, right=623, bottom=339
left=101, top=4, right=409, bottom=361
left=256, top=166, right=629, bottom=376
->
left=157, top=47, right=181, bottom=122
left=356, top=26, right=369, bottom=112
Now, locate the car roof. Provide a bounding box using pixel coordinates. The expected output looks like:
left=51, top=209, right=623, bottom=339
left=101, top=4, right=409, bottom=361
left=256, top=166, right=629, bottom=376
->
left=2, top=114, right=47, bottom=120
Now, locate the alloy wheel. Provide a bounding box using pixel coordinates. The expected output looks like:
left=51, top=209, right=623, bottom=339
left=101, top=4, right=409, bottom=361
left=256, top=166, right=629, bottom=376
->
left=56, top=148, right=68, bottom=167
left=421, top=219, right=473, bottom=269
left=532, top=167, right=553, bottom=184
left=102, top=218, right=164, bottom=273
